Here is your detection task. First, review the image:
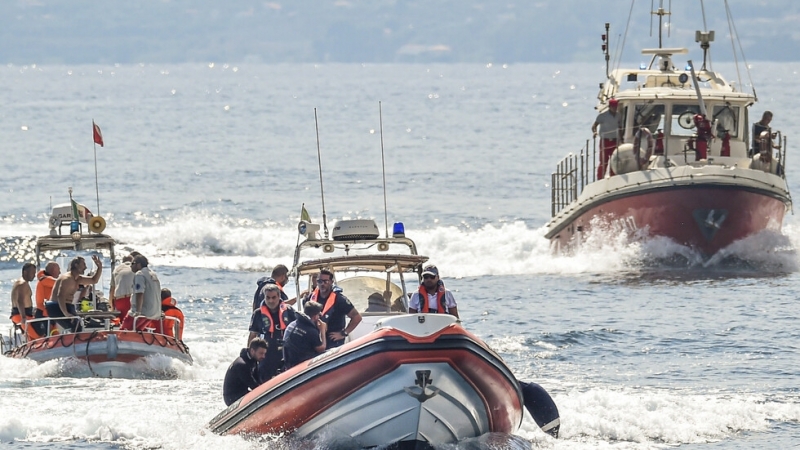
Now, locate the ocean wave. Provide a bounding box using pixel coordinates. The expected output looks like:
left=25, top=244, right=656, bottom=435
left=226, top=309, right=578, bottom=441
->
left=0, top=211, right=798, bottom=276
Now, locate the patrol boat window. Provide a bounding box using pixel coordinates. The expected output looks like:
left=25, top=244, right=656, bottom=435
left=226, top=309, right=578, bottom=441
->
left=712, top=104, right=740, bottom=139
left=634, top=103, right=666, bottom=134
left=671, top=104, right=703, bottom=137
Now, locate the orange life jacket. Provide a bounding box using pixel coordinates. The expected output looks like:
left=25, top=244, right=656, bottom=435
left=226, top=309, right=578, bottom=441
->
left=161, top=300, right=185, bottom=339
left=418, top=284, right=447, bottom=314
left=35, top=270, right=56, bottom=313
left=10, top=311, right=42, bottom=340
left=310, top=288, right=338, bottom=317
left=259, top=302, right=292, bottom=335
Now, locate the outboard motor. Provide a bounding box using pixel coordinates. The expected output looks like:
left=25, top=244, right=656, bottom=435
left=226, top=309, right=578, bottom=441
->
left=520, top=381, right=560, bottom=438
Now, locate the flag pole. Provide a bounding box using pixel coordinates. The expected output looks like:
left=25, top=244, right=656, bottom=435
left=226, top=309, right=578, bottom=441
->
left=92, top=120, right=101, bottom=216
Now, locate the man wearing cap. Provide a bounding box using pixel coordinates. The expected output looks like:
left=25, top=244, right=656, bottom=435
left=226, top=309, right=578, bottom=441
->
left=409, top=265, right=459, bottom=318
left=591, top=98, right=623, bottom=179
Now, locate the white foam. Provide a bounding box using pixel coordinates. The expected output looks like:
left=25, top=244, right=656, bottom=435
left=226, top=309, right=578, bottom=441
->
left=2, top=210, right=799, bottom=275
left=516, top=387, right=800, bottom=448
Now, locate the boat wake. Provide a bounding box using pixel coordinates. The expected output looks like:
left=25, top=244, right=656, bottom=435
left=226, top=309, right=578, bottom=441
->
left=1, top=212, right=798, bottom=276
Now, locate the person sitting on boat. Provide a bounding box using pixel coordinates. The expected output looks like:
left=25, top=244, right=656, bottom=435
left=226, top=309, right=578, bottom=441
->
left=10, top=262, right=43, bottom=340
left=120, top=255, right=163, bottom=332
left=46, top=255, right=103, bottom=333
left=282, top=301, right=327, bottom=370
left=222, top=337, right=268, bottom=406
left=365, top=292, right=391, bottom=313
left=409, top=265, right=459, bottom=318
left=308, top=268, right=362, bottom=349
left=751, top=111, right=779, bottom=157
left=248, top=283, right=297, bottom=382
left=33, top=261, right=60, bottom=331
left=109, top=252, right=139, bottom=321
left=160, top=288, right=185, bottom=340
left=252, top=264, right=299, bottom=311
left=591, top=97, right=623, bottom=179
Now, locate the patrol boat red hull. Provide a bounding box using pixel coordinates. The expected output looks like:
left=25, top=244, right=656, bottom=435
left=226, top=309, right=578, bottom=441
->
left=548, top=183, right=788, bottom=255
left=209, top=314, right=549, bottom=447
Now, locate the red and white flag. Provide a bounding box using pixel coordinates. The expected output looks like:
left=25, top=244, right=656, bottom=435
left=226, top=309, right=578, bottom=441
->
left=93, top=121, right=104, bottom=147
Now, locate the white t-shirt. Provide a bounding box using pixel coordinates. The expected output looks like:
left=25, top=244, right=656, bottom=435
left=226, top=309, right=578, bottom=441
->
left=132, top=266, right=162, bottom=319
left=409, top=290, right=457, bottom=313
left=112, top=262, right=135, bottom=298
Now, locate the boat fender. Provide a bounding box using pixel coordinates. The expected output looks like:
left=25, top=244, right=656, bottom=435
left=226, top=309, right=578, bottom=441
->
left=610, top=143, right=647, bottom=175
left=520, top=381, right=560, bottom=438
left=107, top=333, right=119, bottom=360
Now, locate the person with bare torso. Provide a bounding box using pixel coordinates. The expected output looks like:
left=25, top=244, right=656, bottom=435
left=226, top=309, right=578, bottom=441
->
left=46, top=255, right=103, bottom=332
left=10, top=262, right=41, bottom=339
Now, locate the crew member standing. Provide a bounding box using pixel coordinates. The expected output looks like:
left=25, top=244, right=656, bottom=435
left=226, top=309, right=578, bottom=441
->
left=591, top=98, right=623, bottom=179
left=282, top=301, right=327, bottom=369
left=248, top=283, right=296, bottom=382
left=408, top=265, right=459, bottom=318
left=308, top=269, right=362, bottom=349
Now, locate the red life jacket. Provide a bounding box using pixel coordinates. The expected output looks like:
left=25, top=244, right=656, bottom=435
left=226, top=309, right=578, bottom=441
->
left=310, top=288, right=338, bottom=317
left=259, top=302, right=292, bottom=335
left=418, top=284, right=447, bottom=313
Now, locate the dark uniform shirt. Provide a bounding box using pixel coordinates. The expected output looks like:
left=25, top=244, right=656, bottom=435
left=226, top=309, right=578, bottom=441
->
left=282, top=313, right=322, bottom=370
left=248, top=303, right=297, bottom=381
left=316, top=291, right=355, bottom=349
left=222, top=348, right=261, bottom=406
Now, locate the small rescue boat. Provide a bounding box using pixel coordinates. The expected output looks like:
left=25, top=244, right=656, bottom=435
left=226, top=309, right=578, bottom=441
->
left=209, top=217, right=559, bottom=447
left=1, top=199, right=192, bottom=378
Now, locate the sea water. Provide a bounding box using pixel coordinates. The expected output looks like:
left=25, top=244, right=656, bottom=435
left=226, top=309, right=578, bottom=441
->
left=1, top=62, right=800, bottom=449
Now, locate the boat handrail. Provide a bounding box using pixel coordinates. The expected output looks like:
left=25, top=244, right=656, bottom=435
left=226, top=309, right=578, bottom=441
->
left=551, top=137, right=790, bottom=218
left=133, top=314, right=181, bottom=338
left=551, top=141, right=592, bottom=217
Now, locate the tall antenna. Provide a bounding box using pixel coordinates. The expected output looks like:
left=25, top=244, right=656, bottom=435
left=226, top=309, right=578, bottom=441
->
left=314, top=108, right=329, bottom=239
left=378, top=102, right=389, bottom=238
left=650, top=0, right=671, bottom=48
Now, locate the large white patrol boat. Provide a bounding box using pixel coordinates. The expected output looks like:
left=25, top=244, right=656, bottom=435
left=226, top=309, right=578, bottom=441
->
left=546, top=2, right=791, bottom=257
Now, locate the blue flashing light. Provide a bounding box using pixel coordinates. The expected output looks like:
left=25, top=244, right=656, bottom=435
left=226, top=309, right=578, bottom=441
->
left=69, top=220, right=80, bottom=234
left=392, top=222, right=405, bottom=237
left=685, top=64, right=692, bottom=71
left=639, top=62, right=647, bottom=70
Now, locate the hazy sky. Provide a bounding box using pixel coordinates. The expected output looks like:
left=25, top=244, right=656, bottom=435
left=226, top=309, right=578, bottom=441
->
left=1, top=1, right=798, bottom=64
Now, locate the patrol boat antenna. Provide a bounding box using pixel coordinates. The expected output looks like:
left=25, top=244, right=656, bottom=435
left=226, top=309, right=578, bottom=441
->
left=314, top=108, right=330, bottom=239
left=379, top=101, right=389, bottom=238
left=650, top=0, right=672, bottom=49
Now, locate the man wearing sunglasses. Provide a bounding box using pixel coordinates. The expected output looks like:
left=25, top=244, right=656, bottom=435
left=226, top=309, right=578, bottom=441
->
left=308, top=268, right=362, bottom=349
left=409, top=265, right=459, bottom=318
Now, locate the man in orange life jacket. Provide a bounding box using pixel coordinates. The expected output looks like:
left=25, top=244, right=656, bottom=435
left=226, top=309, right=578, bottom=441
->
left=10, top=262, right=42, bottom=340
left=308, top=268, right=362, bottom=349
left=252, top=264, right=298, bottom=311
left=248, top=283, right=297, bottom=381
left=160, top=288, right=185, bottom=340
left=408, top=265, right=459, bottom=318
left=33, top=261, right=60, bottom=336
